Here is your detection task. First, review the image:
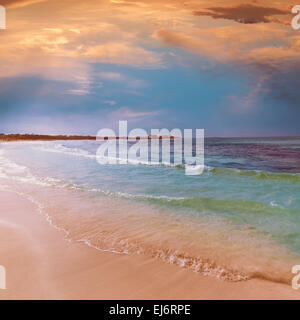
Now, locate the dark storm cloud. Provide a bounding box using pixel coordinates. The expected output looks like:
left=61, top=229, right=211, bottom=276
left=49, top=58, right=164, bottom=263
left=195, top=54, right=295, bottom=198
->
left=193, top=4, right=289, bottom=25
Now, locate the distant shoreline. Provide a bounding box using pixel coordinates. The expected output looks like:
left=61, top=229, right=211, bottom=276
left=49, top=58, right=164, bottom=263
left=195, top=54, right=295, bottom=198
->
left=0, top=134, right=96, bottom=142
left=0, top=134, right=299, bottom=142
left=0, top=134, right=177, bottom=142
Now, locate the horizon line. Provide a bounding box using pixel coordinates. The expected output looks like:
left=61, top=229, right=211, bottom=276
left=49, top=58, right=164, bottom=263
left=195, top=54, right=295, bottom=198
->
left=1, top=133, right=300, bottom=139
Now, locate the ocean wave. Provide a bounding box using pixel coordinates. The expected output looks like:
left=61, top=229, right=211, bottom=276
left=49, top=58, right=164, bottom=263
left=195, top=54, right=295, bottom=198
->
left=144, top=195, right=295, bottom=217
left=89, top=188, right=186, bottom=201
left=0, top=150, right=62, bottom=187
left=0, top=149, right=185, bottom=200
left=208, top=166, right=300, bottom=183
left=0, top=149, right=293, bottom=214
left=34, top=144, right=95, bottom=159
left=35, top=144, right=209, bottom=171
left=35, top=143, right=300, bottom=183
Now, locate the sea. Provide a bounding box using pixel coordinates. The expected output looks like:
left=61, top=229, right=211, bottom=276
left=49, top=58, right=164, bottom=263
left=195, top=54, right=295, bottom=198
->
left=0, top=137, right=299, bottom=283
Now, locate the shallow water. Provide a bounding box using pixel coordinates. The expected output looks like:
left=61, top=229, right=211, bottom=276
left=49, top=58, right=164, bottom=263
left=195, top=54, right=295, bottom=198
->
left=0, top=137, right=299, bottom=283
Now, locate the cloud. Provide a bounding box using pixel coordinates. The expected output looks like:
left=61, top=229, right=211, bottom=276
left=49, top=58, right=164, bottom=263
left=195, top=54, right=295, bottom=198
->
left=1, top=0, right=45, bottom=8
left=96, top=72, right=126, bottom=82
left=84, top=42, right=162, bottom=68
left=66, top=88, right=90, bottom=95
left=193, top=4, right=290, bottom=25
left=154, top=23, right=299, bottom=66
left=154, top=22, right=300, bottom=111
left=96, top=71, right=148, bottom=90
left=109, top=106, right=162, bottom=121
left=104, top=100, right=117, bottom=106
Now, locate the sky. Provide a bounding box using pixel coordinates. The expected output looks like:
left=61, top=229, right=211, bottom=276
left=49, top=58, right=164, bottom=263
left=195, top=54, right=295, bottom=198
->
left=0, top=0, right=299, bottom=136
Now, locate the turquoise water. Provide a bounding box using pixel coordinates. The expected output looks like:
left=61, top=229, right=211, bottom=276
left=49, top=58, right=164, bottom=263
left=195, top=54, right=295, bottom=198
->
left=0, top=137, right=300, bottom=282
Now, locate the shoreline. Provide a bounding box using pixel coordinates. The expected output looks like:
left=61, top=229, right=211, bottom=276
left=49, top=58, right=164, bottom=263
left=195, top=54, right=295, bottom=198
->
left=0, top=190, right=299, bottom=300
left=0, top=134, right=177, bottom=142
left=1, top=135, right=299, bottom=143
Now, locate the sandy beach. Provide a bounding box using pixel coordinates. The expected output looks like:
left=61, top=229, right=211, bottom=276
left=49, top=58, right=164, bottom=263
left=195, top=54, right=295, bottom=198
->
left=0, top=191, right=298, bottom=300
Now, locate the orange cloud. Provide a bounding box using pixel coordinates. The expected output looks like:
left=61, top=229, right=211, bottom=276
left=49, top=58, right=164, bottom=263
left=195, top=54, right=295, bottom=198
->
left=154, top=21, right=299, bottom=68
left=84, top=42, right=162, bottom=67
left=1, top=0, right=45, bottom=9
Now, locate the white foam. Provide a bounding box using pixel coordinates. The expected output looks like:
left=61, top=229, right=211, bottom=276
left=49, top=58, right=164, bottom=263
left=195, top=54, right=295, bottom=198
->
left=36, top=144, right=214, bottom=174
left=35, top=144, right=95, bottom=159
left=0, top=150, right=56, bottom=187
left=270, top=201, right=279, bottom=207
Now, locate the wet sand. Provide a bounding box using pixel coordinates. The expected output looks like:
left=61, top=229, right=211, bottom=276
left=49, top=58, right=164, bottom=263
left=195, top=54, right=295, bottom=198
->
left=0, top=191, right=299, bottom=300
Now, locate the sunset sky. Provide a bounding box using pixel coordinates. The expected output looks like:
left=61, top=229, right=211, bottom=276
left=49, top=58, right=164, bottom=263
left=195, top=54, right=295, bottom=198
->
left=0, top=0, right=299, bottom=136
